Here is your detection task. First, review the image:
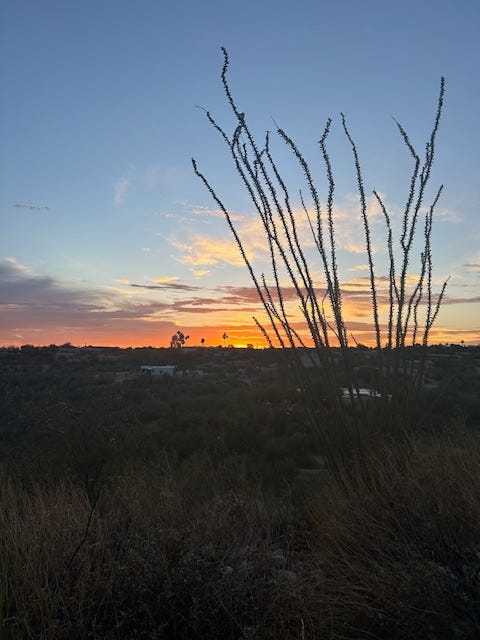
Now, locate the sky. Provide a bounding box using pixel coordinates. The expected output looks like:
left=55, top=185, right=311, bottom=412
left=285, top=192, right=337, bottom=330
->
left=1, top=0, right=479, bottom=348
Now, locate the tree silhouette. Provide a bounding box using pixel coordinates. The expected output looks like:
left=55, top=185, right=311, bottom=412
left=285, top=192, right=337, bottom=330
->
left=170, top=331, right=190, bottom=349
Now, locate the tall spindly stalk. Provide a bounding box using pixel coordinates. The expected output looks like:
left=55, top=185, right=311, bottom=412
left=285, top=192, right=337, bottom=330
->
left=193, top=48, right=448, bottom=481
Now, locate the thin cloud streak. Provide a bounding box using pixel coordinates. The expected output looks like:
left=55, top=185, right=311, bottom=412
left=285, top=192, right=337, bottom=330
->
left=130, top=282, right=201, bottom=292
left=14, top=202, right=50, bottom=211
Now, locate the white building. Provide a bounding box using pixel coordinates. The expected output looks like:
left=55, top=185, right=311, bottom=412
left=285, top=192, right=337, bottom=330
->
left=140, top=365, right=176, bottom=377
left=341, top=387, right=391, bottom=402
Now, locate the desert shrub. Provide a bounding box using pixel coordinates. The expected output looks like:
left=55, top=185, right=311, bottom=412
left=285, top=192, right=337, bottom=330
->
left=306, top=430, right=480, bottom=639
left=194, top=49, right=448, bottom=479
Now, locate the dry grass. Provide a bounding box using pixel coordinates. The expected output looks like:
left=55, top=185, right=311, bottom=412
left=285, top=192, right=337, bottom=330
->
left=307, top=428, right=480, bottom=639
left=0, top=456, right=304, bottom=639
left=2, top=431, right=480, bottom=639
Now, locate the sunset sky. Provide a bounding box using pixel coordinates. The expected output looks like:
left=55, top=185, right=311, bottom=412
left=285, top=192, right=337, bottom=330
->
left=1, top=0, right=479, bottom=348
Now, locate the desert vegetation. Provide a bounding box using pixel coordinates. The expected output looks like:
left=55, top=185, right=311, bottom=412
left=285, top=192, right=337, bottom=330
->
left=193, top=49, right=449, bottom=481
left=1, top=52, right=480, bottom=638
left=1, top=345, right=480, bottom=638
left=3, top=427, right=480, bottom=639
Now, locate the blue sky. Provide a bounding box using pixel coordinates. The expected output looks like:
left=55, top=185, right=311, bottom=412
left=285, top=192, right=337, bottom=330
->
left=1, top=0, right=479, bottom=347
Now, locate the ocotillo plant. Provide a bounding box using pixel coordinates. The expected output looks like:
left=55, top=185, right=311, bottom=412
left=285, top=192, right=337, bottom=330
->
left=193, top=48, right=448, bottom=481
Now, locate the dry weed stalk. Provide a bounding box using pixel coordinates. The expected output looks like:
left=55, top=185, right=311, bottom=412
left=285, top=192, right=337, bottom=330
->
left=193, top=49, right=448, bottom=480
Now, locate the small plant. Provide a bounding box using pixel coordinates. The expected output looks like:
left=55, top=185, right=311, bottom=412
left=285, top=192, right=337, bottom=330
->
left=193, top=48, right=448, bottom=480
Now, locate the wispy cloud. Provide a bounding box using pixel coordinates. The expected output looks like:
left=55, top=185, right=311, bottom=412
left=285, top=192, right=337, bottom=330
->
left=189, top=203, right=243, bottom=221
left=349, top=264, right=370, bottom=271
left=154, top=276, right=179, bottom=284
left=129, top=281, right=200, bottom=292
left=189, top=204, right=224, bottom=218
left=167, top=216, right=275, bottom=269
left=435, top=207, right=463, bottom=223
left=174, top=200, right=243, bottom=221
left=1, top=256, right=33, bottom=276
left=114, top=175, right=132, bottom=204
left=463, top=261, right=480, bottom=271
left=14, top=202, right=50, bottom=211
left=171, top=236, right=245, bottom=267
left=167, top=194, right=389, bottom=271
left=442, top=295, right=480, bottom=305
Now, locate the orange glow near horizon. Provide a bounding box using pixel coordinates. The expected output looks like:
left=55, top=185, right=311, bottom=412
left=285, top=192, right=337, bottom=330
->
left=2, top=321, right=479, bottom=349
left=2, top=253, right=478, bottom=349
